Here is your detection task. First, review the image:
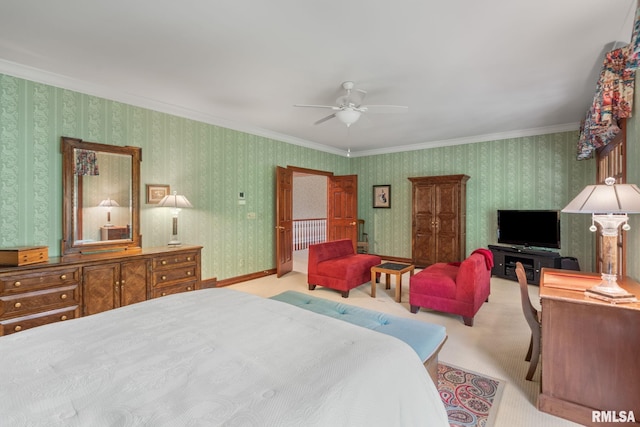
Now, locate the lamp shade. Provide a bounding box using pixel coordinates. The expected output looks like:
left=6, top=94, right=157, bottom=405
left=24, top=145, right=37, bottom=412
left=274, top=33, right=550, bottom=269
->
left=335, top=108, right=361, bottom=126
left=156, top=192, right=193, bottom=209
left=98, top=198, right=119, bottom=208
left=562, top=178, right=640, bottom=214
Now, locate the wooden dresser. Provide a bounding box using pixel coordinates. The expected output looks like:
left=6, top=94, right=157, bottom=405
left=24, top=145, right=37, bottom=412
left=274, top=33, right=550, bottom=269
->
left=539, top=268, right=640, bottom=426
left=0, top=245, right=202, bottom=336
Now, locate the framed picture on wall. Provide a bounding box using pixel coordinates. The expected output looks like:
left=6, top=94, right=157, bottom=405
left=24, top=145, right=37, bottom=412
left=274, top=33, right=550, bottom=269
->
left=373, top=185, right=391, bottom=208
left=146, top=184, right=170, bottom=204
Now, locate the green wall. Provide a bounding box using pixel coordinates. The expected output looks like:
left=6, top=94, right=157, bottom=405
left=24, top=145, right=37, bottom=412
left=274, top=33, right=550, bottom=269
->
left=624, top=74, right=640, bottom=281
left=0, top=74, right=350, bottom=280
left=352, top=133, right=596, bottom=270
left=5, top=71, right=640, bottom=281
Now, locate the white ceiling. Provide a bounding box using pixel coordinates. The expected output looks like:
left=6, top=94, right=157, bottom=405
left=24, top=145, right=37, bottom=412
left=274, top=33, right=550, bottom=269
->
left=0, top=0, right=636, bottom=157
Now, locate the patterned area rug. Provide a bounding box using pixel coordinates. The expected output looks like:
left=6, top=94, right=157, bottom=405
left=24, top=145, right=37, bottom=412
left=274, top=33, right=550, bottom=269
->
left=438, top=363, right=505, bottom=427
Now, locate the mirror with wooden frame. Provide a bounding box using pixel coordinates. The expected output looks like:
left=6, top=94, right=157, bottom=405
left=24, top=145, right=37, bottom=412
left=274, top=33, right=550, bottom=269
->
left=61, top=137, right=142, bottom=257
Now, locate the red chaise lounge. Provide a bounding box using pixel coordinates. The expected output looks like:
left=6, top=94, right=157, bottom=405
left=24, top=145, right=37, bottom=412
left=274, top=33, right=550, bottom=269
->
left=409, top=249, right=493, bottom=326
left=307, top=239, right=382, bottom=298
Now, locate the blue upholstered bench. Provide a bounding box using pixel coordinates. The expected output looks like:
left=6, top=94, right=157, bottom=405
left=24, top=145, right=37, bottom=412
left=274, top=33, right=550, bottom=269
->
left=270, top=290, right=447, bottom=383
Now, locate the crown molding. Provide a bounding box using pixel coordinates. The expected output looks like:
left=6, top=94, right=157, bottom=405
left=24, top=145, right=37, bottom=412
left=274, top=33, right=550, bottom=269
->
left=0, top=59, right=579, bottom=160
left=349, top=123, right=581, bottom=158
left=0, top=59, right=345, bottom=157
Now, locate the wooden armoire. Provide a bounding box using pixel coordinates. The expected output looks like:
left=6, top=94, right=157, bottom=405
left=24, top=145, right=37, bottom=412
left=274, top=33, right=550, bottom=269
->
left=408, top=174, right=469, bottom=268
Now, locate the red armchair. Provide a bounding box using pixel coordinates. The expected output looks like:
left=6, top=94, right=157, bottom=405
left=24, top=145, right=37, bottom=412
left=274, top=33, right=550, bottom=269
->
left=307, top=239, right=382, bottom=298
left=409, top=250, right=492, bottom=326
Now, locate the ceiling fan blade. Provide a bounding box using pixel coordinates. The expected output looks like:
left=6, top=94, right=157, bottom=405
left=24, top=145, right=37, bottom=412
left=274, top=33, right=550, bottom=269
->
left=361, top=105, right=408, bottom=114
left=294, top=104, right=339, bottom=110
left=314, top=113, right=336, bottom=125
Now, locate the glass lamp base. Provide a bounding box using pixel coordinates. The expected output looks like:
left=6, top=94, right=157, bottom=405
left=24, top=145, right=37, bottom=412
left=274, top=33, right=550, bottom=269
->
left=590, top=274, right=632, bottom=296
left=585, top=274, right=637, bottom=303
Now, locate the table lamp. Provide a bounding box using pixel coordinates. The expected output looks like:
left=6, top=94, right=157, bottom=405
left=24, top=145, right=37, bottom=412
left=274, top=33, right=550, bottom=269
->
left=157, top=191, right=193, bottom=246
left=98, top=198, right=119, bottom=227
left=562, top=177, right=640, bottom=302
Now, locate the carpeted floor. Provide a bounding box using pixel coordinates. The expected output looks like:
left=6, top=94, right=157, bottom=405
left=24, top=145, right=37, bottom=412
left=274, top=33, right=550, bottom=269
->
left=438, top=363, right=505, bottom=427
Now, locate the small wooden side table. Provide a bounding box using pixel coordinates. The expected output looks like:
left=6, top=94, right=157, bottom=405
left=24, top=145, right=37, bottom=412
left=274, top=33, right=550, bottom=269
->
left=370, top=262, right=415, bottom=302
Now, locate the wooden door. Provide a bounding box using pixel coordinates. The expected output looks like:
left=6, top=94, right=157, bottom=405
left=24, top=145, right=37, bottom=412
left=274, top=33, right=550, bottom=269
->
left=83, top=263, right=119, bottom=315
left=435, top=182, right=461, bottom=263
left=412, top=183, right=436, bottom=267
left=327, top=175, right=358, bottom=248
left=120, top=259, right=148, bottom=306
left=276, top=166, right=293, bottom=277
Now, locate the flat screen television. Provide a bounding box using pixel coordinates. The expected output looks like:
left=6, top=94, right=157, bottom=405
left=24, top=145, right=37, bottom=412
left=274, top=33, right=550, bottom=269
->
left=497, top=209, right=561, bottom=249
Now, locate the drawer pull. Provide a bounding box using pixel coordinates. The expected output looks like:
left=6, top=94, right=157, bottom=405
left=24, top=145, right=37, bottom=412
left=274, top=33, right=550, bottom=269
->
left=13, top=281, right=21, bottom=288
left=60, top=294, right=67, bottom=300
left=60, top=315, right=68, bottom=321
left=14, top=325, right=22, bottom=332
left=187, top=256, right=192, bottom=261
left=186, top=271, right=192, bottom=276
left=161, top=275, right=167, bottom=280
left=187, top=286, right=193, bottom=291
left=14, top=302, right=22, bottom=308
left=60, top=274, right=67, bottom=280
left=161, top=292, right=167, bottom=296
left=161, top=260, right=167, bottom=265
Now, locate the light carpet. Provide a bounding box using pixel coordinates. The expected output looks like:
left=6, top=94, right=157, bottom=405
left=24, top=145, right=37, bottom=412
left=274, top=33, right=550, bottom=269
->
left=438, top=362, right=505, bottom=427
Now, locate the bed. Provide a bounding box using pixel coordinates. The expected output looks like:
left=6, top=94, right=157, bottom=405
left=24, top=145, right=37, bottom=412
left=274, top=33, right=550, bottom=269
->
left=0, top=288, right=448, bottom=426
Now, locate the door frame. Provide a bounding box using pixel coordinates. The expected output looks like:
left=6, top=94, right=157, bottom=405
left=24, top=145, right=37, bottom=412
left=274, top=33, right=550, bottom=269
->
left=275, top=166, right=358, bottom=276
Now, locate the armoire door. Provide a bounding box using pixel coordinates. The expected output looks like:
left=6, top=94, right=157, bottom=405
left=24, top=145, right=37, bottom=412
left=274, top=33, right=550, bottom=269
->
left=412, top=183, right=437, bottom=267
left=434, top=182, right=463, bottom=262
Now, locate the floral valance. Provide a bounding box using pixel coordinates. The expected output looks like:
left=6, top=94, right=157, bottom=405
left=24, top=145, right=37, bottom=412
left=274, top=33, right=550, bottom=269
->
left=577, top=5, right=640, bottom=160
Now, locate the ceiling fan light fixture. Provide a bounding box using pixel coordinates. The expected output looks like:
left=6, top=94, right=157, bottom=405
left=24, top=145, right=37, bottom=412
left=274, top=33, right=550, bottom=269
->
left=335, top=108, right=361, bottom=127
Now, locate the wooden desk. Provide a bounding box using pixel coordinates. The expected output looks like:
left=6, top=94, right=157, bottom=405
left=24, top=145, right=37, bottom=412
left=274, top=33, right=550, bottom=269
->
left=539, top=268, right=640, bottom=426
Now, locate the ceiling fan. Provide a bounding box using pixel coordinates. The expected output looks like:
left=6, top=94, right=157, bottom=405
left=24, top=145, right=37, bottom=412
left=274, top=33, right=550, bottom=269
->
left=294, top=81, right=408, bottom=127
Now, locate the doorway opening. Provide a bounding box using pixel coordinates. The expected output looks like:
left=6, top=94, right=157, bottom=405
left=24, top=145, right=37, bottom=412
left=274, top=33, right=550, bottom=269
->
left=276, top=165, right=358, bottom=278
left=292, top=171, right=328, bottom=273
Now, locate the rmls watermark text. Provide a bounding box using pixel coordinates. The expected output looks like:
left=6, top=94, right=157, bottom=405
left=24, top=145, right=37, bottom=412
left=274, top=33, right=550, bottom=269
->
left=592, top=410, right=636, bottom=423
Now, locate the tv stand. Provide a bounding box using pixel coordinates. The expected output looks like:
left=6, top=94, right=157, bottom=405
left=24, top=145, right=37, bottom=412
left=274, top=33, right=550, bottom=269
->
left=489, top=244, right=561, bottom=285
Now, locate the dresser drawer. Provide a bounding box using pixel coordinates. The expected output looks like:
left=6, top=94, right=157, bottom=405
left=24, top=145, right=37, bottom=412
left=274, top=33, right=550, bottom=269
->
left=151, top=252, right=198, bottom=270
left=0, top=306, right=80, bottom=335
left=0, top=267, right=80, bottom=294
left=152, top=266, right=197, bottom=287
left=151, top=281, right=198, bottom=298
left=0, top=285, right=80, bottom=318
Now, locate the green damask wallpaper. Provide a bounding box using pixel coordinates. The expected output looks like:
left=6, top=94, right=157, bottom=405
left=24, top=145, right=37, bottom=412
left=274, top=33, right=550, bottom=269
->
left=0, top=74, right=350, bottom=280
left=625, top=80, right=640, bottom=281
left=5, top=71, right=640, bottom=281
left=352, top=133, right=596, bottom=270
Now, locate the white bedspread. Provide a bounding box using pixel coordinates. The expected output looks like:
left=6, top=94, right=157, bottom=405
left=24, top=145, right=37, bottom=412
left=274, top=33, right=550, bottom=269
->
left=0, top=288, right=448, bottom=426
